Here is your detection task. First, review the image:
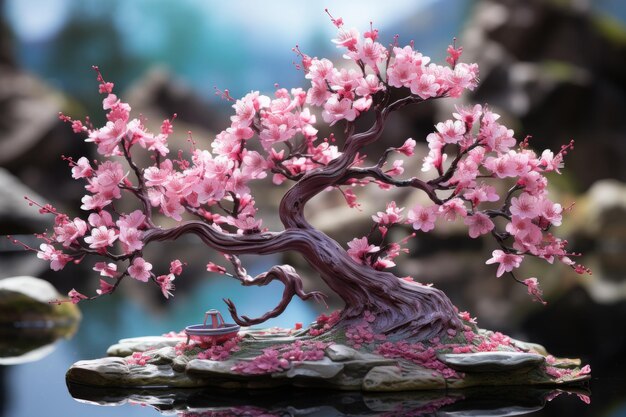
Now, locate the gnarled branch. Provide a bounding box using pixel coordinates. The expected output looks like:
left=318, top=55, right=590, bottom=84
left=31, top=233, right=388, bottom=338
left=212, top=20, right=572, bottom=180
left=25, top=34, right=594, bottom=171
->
left=342, top=166, right=445, bottom=205
left=223, top=262, right=327, bottom=326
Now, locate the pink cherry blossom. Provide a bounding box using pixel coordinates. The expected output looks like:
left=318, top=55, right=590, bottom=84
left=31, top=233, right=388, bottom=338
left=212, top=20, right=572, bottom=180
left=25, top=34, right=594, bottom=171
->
left=439, top=198, right=467, bottom=221
left=464, top=213, right=495, bottom=238
left=86, top=119, right=126, bottom=156
left=144, top=163, right=173, bottom=187
left=355, top=74, right=384, bottom=97
left=372, top=201, right=404, bottom=226
left=117, top=210, right=146, bottom=230
left=486, top=250, right=523, bottom=277
left=410, top=73, right=440, bottom=99
left=231, top=348, right=290, bottom=375
left=422, top=133, right=447, bottom=173
left=87, top=160, right=125, bottom=200
left=436, top=119, right=465, bottom=144
left=453, top=104, right=482, bottom=127
left=88, top=211, right=114, bottom=228
left=207, top=262, right=226, bottom=274
left=407, top=205, right=438, bottom=232
left=54, top=217, right=88, bottom=247
left=331, top=27, right=360, bottom=51
left=305, top=58, right=334, bottom=82
left=464, top=184, right=499, bottom=205
left=37, top=243, right=72, bottom=271
left=445, top=62, right=479, bottom=97
left=397, top=138, right=416, bottom=156
left=519, top=171, right=548, bottom=195
left=84, top=226, right=118, bottom=249
left=96, top=279, right=114, bottom=295
left=479, top=116, right=516, bottom=153
left=483, top=154, right=517, bottom=178
left=523, top=277, right=546, bottom=305
left=94, top=262, right=117, bottom=277
left=347, top=237, right=380, bottom=264
left=540, top=149, right=563, bottom=173
left=156, top=274, right=175, bottom=298
left=539, top=199, right=563, bottom=226
left=71, top=157, right=93, bottom=179
left=385, top=159, right=404, bottom=176
left=169, top=260, right=184, bottom=275
left=68, top=288, right=88, bottom=304
left=352, top=38, right=386, bottom=71
left=321, top=96, right=357, bottom=125
left=80, top=193, right=112, bottom=211
left=128, top=257, right=152, bottom=282
left=510, top=193, right=539, bottom=219
left=118, top=226, right=143, bottom=253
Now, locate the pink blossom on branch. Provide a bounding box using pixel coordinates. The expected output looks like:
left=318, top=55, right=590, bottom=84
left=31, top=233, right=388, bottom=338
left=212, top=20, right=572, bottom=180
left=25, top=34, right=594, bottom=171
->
left=464, top=212, right=495, bottom=238
left=486, top=250, right=523, bottom=278
left=68, top=289, right=88, bottom=304
left=96, top=279, right=114, bottom=295
left=37, top=243, right=72, bottom=271
left=84, top=226, right=118, bottom=249
left=128, top=257, right=152, bottom=282
left=347, top=237, right=380, bottom=264
left=94, top=262, right=117, bottom=277
left=523, top=277, right=546, bottom=305
left=407, top=204, right=438, bottom=232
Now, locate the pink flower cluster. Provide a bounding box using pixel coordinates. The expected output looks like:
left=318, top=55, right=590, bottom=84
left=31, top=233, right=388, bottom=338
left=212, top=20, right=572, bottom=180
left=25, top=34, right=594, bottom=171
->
left=126, top=351, right=151, bottom=366
left=231, top=339, right=329, bottom=376
left=345, top=311, right=386, bottom=349
left=387, top=45, right=478, bottom=99
left=280, top=340, right=328, bottom=362
left=376, top=341, right=460, bottom=379
left=231, top=340, right=328, bottom=375
left=544, top=362, right=590, bottom=381
left=301, top=23, right=478, bottom=130
left=197, top=336, right=242, bottom=361
left=231, top=351, right=288, bottom=375
left=309, top=310, right=341, bottom=336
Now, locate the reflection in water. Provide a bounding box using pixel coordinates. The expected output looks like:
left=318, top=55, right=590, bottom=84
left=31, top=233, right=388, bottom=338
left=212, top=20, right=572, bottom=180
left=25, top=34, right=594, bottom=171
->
left=67, top=383, right=590, bottom=417
left=0, top=321, right=79, bottom=365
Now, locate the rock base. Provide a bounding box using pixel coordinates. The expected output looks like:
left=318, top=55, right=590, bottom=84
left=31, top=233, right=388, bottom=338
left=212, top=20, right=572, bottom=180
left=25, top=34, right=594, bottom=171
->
left=67, top=325, right=590, bottom=392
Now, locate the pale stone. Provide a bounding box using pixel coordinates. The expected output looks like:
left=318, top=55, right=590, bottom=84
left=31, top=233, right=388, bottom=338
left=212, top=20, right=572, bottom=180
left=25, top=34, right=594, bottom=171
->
left=437, top=351, right=545, bottom=373
left=172, top=354, right=190, bottom=373
left=509, top=339, right=548, bottom=356
left=66, top=357, right=204, bottom=387
left=285, top=357, right=344, bottom=379
left=149, top=347, right=177, bottom=365
left=186, top=359, right=240, bottom=377
left=342, top=358, right=398, bottom=376
left=362, top=365, right=446, bottom=391
left=66, top=357, right=129, bottom=386
left=325, top=344, right=358, bottom=361
left=106, top=336, right=184, bottom=356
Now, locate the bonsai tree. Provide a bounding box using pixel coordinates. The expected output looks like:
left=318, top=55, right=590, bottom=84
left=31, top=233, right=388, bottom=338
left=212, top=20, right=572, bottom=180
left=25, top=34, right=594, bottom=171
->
left=21, top=14, right=588, bottom=343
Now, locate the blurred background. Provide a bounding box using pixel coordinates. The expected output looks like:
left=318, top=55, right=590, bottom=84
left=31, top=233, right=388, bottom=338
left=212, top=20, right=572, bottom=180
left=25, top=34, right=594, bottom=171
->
left=1, top=0, right=625, bottom=416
